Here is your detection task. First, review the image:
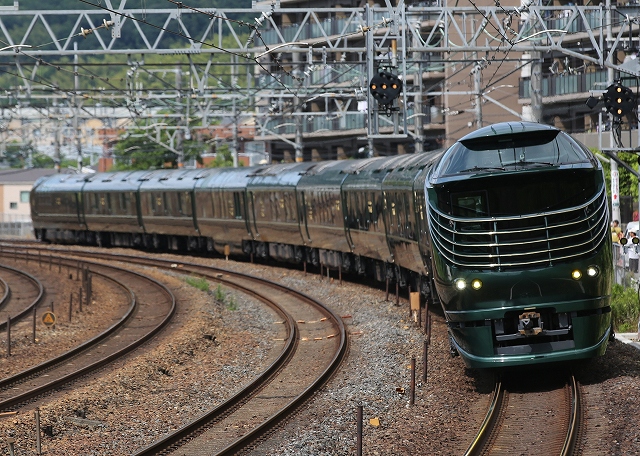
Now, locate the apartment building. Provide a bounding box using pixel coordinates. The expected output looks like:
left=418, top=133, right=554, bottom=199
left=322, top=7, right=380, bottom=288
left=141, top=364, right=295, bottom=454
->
left=254, top=0, right=637, bottom=160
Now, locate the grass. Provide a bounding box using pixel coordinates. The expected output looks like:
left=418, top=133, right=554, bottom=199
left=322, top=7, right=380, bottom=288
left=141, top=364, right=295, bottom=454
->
left=185, top=276, right=210, bottom=292
left=611, top=282, right=640, bottom=332
left=211, top=284, right=238, bottom=310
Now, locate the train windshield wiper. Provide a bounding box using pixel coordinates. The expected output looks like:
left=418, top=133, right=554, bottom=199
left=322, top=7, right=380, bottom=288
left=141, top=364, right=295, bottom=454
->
left=516, top=160, right=555, bottom=167
left=501, top=160, right=556, bottom=168
left=459, top=166, right=506, bottom=173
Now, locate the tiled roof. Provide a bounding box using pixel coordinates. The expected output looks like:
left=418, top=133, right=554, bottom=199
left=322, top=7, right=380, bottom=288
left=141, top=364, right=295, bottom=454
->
left=0, top=168, right=73, bottom=184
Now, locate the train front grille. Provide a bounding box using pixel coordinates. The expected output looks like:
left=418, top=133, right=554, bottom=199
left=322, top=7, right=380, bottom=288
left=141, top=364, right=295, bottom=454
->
left=428, top=187, right=608, bottom=269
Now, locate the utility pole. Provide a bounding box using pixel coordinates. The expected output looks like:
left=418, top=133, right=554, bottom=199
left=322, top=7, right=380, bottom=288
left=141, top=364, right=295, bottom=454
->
left=176, top=65, right=184, bottom=168
left=231, top=55, right=239, bottom=167
left=74, top=42, right=82, bottom=171
left=473, top=64, right=483, bottom=128
left=606, top=0, right=620, bottom=223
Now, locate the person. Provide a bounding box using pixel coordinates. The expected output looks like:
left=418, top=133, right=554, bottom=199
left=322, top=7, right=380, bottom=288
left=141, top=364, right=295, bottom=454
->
left=628, top=232, right=639, bottom=273
left=612, top=219, right=622, bottom=243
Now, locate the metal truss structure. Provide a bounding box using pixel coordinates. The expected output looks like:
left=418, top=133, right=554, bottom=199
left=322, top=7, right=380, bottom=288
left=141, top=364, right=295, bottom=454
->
left=0, top=0, right=638, bottom=164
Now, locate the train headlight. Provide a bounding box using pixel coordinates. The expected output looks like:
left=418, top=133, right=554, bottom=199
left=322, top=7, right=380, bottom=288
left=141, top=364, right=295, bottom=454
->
left=586, top=265, right=599, bottom=277
left=471, top=279, right=483, bottom=290
left=571, top=269, right=582, bottom=280
left=454, top=278, right=467, bottom=290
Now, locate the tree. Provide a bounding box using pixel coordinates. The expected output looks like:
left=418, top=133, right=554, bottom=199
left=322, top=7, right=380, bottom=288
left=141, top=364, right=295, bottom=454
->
left=1, top=141, right=36, bottom=168
left=206, top=144, right=240, bottom=168
left=112, top=129, right=203, bottom=170
left=597, top=149, right=639, bottom=201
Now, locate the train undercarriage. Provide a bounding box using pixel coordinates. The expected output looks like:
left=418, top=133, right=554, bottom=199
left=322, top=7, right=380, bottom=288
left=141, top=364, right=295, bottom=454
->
left=35, top=228, right=433, bottom=301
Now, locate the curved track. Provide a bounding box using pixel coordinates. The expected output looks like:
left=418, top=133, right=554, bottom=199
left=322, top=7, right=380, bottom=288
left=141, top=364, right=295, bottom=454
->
left=14, top=244, right=349, bottom=456
left=0, top=254, right=176, bottom=411
left=464, top=373, right=585, bottom=456
left=0, top=264, right=45, bottom=331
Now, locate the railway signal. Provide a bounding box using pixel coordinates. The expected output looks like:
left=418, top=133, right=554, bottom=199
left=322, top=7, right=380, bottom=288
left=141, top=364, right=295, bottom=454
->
left=369, top=71, right=402, bottom=106
left=603, top=83, right=636, bottom=119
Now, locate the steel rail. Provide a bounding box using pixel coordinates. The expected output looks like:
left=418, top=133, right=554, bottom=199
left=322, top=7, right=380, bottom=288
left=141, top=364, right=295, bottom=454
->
left=29, top=247, right=348, bottom=456
left=463, top=379, right=505, bottom=456
left=561, top=375, right=582, bottom=456
left=0, top=264, right=44, bottom=331
left=0, top=254, right=175, bottom=412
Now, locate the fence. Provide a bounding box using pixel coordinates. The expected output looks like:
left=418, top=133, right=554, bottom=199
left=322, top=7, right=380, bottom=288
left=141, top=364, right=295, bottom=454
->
left=0, top=214, right=33, bottom=239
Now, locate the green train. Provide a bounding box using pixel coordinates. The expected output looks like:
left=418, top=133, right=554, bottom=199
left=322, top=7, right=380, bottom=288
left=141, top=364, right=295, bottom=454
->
left=426, top=122, right=612, bottom=367
left=31, top=121, right=612, bottom=368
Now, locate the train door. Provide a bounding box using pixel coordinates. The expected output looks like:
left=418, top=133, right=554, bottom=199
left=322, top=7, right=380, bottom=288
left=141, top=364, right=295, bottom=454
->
left=188, top=190, right=200, bottom=235
left=75, top=191, right=86, bottom=228
left=342, top=190, right=355, bottom=249
left=242, top=190, right=252, bottom=236
left=297, top=190, right=312, bottom=244
left=135, top=190, right=145, bottom=231
left=247, top=190, right=260, bottom=239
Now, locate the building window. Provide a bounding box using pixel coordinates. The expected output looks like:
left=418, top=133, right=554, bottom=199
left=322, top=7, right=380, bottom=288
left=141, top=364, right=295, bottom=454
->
left=10, top=202, right=17, bottom=209
left=20, top=191, right=29, bottom=203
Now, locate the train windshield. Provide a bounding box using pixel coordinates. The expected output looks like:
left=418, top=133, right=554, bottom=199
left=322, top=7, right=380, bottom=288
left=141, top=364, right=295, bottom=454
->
left=433, top=130, right=592, bottom=177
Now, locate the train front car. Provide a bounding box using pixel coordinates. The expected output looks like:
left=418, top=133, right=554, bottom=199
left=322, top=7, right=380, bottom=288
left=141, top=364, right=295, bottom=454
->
left=426, top=122, right=612, bottom=368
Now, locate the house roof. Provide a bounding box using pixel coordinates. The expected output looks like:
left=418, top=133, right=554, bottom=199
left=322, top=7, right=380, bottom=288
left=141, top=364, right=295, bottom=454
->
left=0, top=168, right=73, bottom=185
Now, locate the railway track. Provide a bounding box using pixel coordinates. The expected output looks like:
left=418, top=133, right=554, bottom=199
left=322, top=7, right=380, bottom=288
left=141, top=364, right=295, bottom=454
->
left=464, top=372, right=585, bottom=456
left=0, top=263, right=44, bottom=331
left=13, top=244, right=348, bottom=455
left=0, top=253, right=176, bottom=411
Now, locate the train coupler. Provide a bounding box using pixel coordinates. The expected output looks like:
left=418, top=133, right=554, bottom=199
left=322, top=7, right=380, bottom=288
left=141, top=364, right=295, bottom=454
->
left=518, top=311, right=542, bottom=336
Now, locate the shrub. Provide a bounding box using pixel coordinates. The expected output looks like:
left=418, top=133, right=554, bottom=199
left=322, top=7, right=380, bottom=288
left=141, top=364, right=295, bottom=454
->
left=611, top=282, right=640, bottom=332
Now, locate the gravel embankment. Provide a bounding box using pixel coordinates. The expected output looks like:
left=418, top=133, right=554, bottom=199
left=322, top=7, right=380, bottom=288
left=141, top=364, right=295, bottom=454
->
left=0, top=250, right=638, bottom=455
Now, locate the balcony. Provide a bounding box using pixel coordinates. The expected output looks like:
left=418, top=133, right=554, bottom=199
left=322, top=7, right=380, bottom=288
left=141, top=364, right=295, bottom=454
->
left=519, top=70, right=608, bottom=99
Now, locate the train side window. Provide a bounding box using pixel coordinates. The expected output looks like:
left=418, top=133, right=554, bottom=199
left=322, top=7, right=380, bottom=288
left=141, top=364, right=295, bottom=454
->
left=307, top=191, right=314, bottom=223
left=180, top=192, right=192, bottom=217
left=319, top=192, right=325, bottom=225
left=233, top=192, right=242, bottom=219
left=198, top=192, right=212, bottom=218
left=405, top=193, right=414, bottom=239
left=212, top=191, right=221, bottom=218
left=286, top=192, right=296, bottom=223
left=119, top=193, right=127, bottom=213
left=153, top=193, right=163, bottom=215
left=385, top=192, right=397, bottom=234
left=256, top=193, right=269, bottom=219
left=225, top=194, right=233, bottom=219
left=273, top=192, right=281, bottom=221
left=164, top=193, right=173, bottom=215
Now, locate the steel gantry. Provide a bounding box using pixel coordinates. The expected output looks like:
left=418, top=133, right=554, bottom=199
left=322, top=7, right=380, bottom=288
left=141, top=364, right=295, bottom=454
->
left=0, top=1, right=638, bottom=164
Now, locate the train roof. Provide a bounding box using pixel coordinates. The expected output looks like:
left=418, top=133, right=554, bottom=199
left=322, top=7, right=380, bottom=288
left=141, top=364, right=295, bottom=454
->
left=83, top=171, right=147, bottom=191
left=138, top=169, right=213, bottom=191
left=458, top=121, right=558, bottom=141
left=196, top=166, right=262, bottom=190
left=246, top=162, right=317, bottom=188
left=431, top=122, right=597, bottom=182
left=32, top=173, right=89, bottom=192
left=382, top=152, right=443, bottom=188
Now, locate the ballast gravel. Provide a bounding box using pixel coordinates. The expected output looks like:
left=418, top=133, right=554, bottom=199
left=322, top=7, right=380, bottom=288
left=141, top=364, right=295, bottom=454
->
left=0, top=248, right=637, bottom=455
